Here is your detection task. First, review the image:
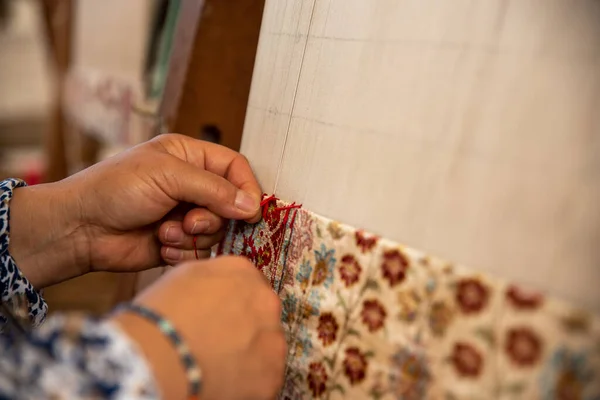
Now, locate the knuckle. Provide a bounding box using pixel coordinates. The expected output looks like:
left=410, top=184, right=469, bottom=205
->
left=211, top=180, right=236, bottom=203
left=150, top=134, right=188, bottom=155
left=194, top=207, right=212, bottom=219
left=154, top=133, right=182, bottom=143
left=236, top=153, right=251, bottom=167
left=150, top=133, right=172, bottom=149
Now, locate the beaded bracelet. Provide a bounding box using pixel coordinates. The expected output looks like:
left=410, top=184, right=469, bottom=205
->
left=117, top=304, right=202, bottom=398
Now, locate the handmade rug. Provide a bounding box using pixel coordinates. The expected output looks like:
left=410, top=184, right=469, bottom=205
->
left=217, top=196, right=600, bottom=399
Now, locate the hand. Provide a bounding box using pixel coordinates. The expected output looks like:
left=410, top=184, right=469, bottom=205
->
left=9, top=134, right=262, bottom=288
left=113, top=256, right=287, bottom=400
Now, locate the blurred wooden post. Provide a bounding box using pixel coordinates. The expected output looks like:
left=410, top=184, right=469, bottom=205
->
left=39, top=0, right=73, bottom=182
left=160, top=0, right=265, bottom=151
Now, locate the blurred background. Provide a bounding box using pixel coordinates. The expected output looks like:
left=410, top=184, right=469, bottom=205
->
left=0, top=0, right=51, bottom=183
left=0, top=0, right=162, bottom=315
left=0, top=0, right=264, bottom=315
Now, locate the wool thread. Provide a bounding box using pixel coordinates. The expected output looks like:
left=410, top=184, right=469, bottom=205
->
left=193, top=236, right=200, bottom=260
left=239, top=194, right=301, bottom=264
left=193, top=195, right=301, bottom=261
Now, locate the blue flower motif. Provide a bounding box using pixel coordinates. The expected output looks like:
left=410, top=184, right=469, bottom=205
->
left=295, top=324, right=313, bottom=358
left=389, top=347, right=430, bottom=399
left=540, top=347, right=598, bottom=400
left=425, top=277, right=437, bottom=293
left=282, top=294, right=298, bottom=324
left=306, top=289, right=321, bottom=316
left=251, top=228, right=266, bottom=248
left=312, top=243, right=336, bottom=288
left=230, top=230, right=246, bottom=254
left=296, top=259, right=313, bottom=285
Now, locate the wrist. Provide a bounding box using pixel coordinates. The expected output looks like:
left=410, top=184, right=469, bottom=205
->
left=8, top=182, right=90, bottom=288
left=112, top=312, right=188, bottom=400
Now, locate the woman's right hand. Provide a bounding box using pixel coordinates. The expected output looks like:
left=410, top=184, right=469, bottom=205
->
left=113, top=256, right=287, bottom=400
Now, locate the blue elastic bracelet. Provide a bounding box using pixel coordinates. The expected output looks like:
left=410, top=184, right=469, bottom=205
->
left=117, top=303, right=202, bottom=397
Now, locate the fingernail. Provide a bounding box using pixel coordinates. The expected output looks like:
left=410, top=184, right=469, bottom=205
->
left=165, top=247, right=182, bottom=261
left=191, top=220, right=210, bottom=235
left=165, top=227, right=183, bottom=243
left=235, top=190, right=259, bottom=213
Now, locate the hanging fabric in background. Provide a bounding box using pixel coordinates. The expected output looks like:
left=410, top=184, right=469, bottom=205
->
left=62, top=68, right=134, bottom=145
left=144, top=0, right=180, bottom=101
left=218, top=196, right=600, bottom=399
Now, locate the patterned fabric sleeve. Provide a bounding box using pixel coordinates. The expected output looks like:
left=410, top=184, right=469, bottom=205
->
left=0, top=315, right=160, bottom=399
left=0, top=178, right=47, bottom=327
left=0, top=179, right=160, bottom=399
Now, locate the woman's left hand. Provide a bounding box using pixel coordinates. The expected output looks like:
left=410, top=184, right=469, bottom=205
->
left=8, top=134, right=262, bottom=288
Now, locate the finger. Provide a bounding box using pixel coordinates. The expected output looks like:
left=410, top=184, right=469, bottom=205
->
left=193, top=231, right=225, bottom=250
left=163, top=157, right=260, bottom=220
left=181, top=208, right=225, bottom=235
left=153, top=203, right=190, bottom=239
left=161, top=246, right=211, bottom=265
left=153, top=135, right=263, bottom=222
left=159, top=222, right=225, bottom=249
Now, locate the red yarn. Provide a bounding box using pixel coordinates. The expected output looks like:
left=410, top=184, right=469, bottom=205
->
left=193, top=236, right=199, bottom=260
left=260, top=194, right=277, bottom=219
left=195, top=195, right=301, bottom=262
left=236, top=194, right=301, bottom=266
left=265, top=197, right=301, bottom=267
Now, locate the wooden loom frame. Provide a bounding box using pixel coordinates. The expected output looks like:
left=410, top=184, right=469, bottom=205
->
left=113, top=0, right=266, bottom=303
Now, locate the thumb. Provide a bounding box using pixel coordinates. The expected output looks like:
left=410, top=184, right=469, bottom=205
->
left=164, top=158, right=261, bottom=220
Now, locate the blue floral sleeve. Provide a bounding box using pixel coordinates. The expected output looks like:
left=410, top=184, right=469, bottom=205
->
left=0, top=178, right=47, bottom=327
left=0, top=315, right=159, bottom=399
left=0, top=179, right=160, bottom=399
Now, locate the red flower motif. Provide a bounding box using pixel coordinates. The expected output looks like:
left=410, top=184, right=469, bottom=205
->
left=455, top=278, right=489, bottom=314
left=307, top=362, right=328, bottom=397
left=339, top=255, right=362, bottom=287
left=317, top=313, right=339, bottom=346
left=361, top=299, right=387, bottom=332
left=381, top=249, right=409, bottom=287
left=506, top=285, right=543, bottom=310
left=355, top=230, right=378, bottom=253
left=451, top=342, right=484, bottom=378
left=505, top=327, right=543, bottom=367
left=343, top=347, right=368, bottom=385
